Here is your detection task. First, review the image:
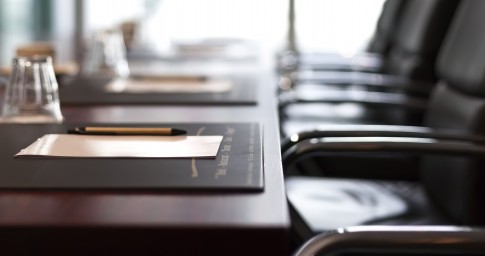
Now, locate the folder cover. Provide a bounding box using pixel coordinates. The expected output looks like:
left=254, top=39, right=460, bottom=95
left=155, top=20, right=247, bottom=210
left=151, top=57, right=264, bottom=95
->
left=60, top=76, right=257, bottom=105
left=0, top=123, right=263, bottom=191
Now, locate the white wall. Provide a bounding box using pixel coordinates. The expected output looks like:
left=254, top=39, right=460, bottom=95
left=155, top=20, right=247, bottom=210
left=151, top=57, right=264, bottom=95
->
left=85, top=0, right=145, bottom=33
left=139, top=0, right=384, bottom=55
left=52, top=0, right=76, bottom=63
left=296, top=0, right=385, bottom=55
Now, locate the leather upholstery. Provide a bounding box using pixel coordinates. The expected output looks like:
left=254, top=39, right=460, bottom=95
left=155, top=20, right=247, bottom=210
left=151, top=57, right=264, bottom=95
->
left=287, top=178, right=449, bottom=231
left=422, top=0, right=485, bottom=224
left=436, top=0, right=485, bottom=97
left=367, top=0, right=407, bottom=54
left=422, top=84, right=485, bottom=225
left=383, top=0, right=460, bottom=82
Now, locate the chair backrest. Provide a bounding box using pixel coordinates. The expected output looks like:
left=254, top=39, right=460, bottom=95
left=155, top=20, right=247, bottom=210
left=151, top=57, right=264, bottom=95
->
left=366, top=0, right=407, bottom=55
left=384, top=0, right=460, bottom=82
left=422, top=0, right=485, bottom=226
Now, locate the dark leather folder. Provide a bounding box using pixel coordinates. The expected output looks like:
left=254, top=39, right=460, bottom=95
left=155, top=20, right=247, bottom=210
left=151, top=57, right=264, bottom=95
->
left=0, top=123, right=263, bottom=191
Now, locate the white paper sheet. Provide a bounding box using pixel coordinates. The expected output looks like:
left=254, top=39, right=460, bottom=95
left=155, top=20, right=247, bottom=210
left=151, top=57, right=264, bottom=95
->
left=16, top=134, right=223, bottom=158
left=105, top=77, right=233, bottom=93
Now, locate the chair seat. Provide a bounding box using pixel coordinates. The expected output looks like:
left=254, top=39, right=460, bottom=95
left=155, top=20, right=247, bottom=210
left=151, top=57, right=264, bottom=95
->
left=286, top=177, right=450, bottom=233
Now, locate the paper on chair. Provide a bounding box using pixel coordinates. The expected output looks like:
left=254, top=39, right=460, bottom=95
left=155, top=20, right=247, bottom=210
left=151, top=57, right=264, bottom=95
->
left=15, top=134, right=223, bottom=158
left=105, top=77, right=233, bottom=94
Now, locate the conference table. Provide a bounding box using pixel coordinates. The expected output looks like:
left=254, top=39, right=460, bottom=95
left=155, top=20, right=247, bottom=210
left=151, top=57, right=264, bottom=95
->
left=0, top=57, right=291, bottom=255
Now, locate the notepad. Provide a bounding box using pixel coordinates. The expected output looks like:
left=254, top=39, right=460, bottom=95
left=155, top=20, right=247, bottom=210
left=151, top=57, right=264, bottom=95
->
left=105, top=77, right=233, bottom=93
left=16, top=134, right=223, bottom=158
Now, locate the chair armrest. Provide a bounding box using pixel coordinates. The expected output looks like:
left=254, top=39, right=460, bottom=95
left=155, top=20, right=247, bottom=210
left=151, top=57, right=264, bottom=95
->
left=282, top=137, right=485, bottom=170
left=293, top=226, right=485, bottom=256
left=293, top=70, right=401, bottom=84
left=298, top=62, right=382, bottom=73
left=277, top=52, right=384, bottom=76
left=281, top=125, right=485, bottom=153
left=298, top=51, right=384, bottom=66
left=291, top=71, right=435, bottom=95
left=278, top=90, right=428, bottom=112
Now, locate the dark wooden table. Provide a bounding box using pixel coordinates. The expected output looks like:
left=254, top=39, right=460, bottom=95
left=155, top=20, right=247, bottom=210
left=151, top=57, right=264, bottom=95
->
left=0, top=60, right=291, bottom=255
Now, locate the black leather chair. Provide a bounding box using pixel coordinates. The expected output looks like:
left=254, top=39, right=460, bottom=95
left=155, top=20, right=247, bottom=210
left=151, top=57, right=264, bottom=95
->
left=282, top=0, right=485, bottom=246
left=293, top=226, right=485, bottom=256
left=279, top=0, right=461, bottom=138
left=279, top=0, right=407, bottom=74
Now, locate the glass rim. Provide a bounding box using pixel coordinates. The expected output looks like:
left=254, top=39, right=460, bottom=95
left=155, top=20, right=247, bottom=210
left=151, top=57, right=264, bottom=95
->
left=13, top=55, right=53, bottom=63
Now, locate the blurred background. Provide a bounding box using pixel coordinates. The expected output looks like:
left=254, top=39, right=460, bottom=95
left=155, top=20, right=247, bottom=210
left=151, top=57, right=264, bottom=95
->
left=0, top=0, right=384, bottom=66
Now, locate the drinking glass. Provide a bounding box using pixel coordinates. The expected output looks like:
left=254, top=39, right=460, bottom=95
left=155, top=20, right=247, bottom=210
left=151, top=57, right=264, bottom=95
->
left=82, top=29, right=130, bottom=79
left=0, top=56, right=63, bottom=123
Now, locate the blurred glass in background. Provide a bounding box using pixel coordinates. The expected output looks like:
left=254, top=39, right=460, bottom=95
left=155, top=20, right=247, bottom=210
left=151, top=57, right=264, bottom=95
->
left=81, top=28, right=130, bottom=79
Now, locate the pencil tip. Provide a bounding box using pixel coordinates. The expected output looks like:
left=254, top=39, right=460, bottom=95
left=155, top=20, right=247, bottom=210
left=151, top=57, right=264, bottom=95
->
left=172, top=129, right=187, bottom=135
